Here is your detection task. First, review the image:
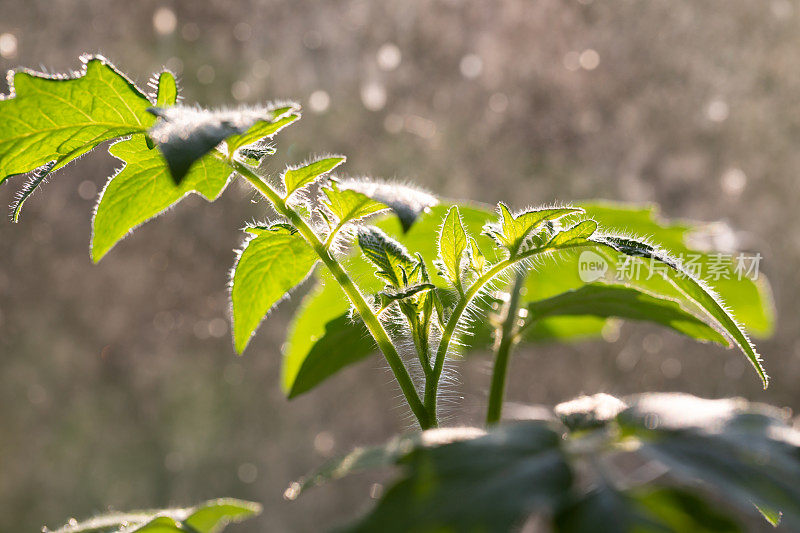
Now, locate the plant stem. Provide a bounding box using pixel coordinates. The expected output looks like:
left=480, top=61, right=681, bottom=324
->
left=485, top=270, right=527, bottom=425
left=232, top=161, right=431, bottom=428
left=425, top=259, right=512, bottom=421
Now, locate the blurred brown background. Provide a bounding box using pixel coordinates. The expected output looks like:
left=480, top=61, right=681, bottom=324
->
left=1, top=0, right=798, bottom=531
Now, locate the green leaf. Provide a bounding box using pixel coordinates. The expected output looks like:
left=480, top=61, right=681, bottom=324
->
left=333, top=180, right=439, bottom=232
left=591, top=235, right=768, bottom=387
left=154, top=71, right=177, bottom=108
left=223, top=105, right=298, bottom=154
left=547, top=220, right=598, bottom=247
left=287, top=313, right=376, bottom=398
left=523, top=284, right=727, bottom=345
left=555, top=486, right=742, bottom=533
left=438, top=206, right=468, bottom=292
left=231, top=225, right=318, bottom=353
left=44, top=498, right=261, bottom=533
left=283, top=156, right=345, bottom=198
left=183, top=499, right=262, bottom=532
left=467, top=237, right=487, bottom=273
left=282, top=202, right=775, bottom=398
left=357, top=226, right=418, bottom=288
left=0, top=55, right=155, bottom=185
left=755, top=504, right=782, bottom=527
left=148, top=104, right=299, bottom=183
left=532, top=202, right=775, bottom=339
left=346, top=422, right=572, bottom=532
left=618, top=393, right=800, bottom=530
left=92, top=137, right=233, bottom=260
left=322, top=181, right=388, bottom=229
left=91, top=71, right=235, bottom=261
left=485, top=203, right=584, bottom=256
left=282, top=271, right=360, bottom=396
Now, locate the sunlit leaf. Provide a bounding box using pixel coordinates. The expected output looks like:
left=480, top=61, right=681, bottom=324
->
left=286, top=313, right=376, bottom=398
left=283, top=156, right=345, bottom=198
left=521, top=284, right=727, bottom=345
left=231, top=225, right=318, bottom=353
left=281, top=271, right=362, bottom=397
left=590, top=235, right=768, bottom=387
left=91, top=72, right=234, bottom=261
left=0, top=55, right=154, bottom=185
left=322, top=181, right=388, bottom=229
left=547, top=220, right=597, bottom=247
left=484, top=203, right=583, bottom=256
left=438, top=206, right=468, bottom=293
left=154, top=70, right=177, bottom=108
left=148, top=104, right=299, bottom=182
left=335, top=180, right=438, bottom=232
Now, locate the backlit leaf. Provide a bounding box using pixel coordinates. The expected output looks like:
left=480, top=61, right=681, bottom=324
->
left=0, top=55, right=154, bottom=185
left=335, top=180, right=438, bottom=232
left=438, top=206, right=468, bottom=292
left=283, top=156, right=345, bottom=198
left=322, top=182, right=388, bottom=228
left=91, top=71, right=234, bottom=261
left=484, top=203, right=583, bottom=256
left=231, top=225, right=318, bottom=353
left=590, top=235, right=768, bottom=387
left=148, top=104, right=299, bottom=182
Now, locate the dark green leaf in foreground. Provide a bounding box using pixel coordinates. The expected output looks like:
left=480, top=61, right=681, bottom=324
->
left=44, top=498, right=261, bottom=533
left=0, top=55, right=155, bottom=185
left=148, top=103, right=299, bottom=182
left=618, top=393, right=800, bottom=530
left=283, top=156, right=345, bottom=198
left=91, top=71, right=235, bottom=261
left=231, top=225, right=319, bottom=354
left=290, top=427, right=485, bottom=496
left=347, top=422, right=572, bottom=532
left=555, top=486, right=741, bottom=533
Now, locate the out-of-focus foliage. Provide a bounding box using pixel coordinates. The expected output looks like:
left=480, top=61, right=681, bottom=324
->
left=44, top=498, right=261, bottom=533
left=300, top=393, right=800, bottom=532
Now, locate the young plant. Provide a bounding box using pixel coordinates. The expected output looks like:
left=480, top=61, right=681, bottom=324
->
left=1, top=56, right=789, bottom=531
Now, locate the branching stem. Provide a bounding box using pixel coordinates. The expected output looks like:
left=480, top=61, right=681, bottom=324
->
left=232, top=161, right=431, bottom=428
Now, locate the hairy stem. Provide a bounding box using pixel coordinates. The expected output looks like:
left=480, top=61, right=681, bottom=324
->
left=232, top=161, right=431, bottom=428
left=486, top=270, right=527, bottom=425
left=425, top=242, right=589, bottom=422
left=425, top=259, right=512, bottom=421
